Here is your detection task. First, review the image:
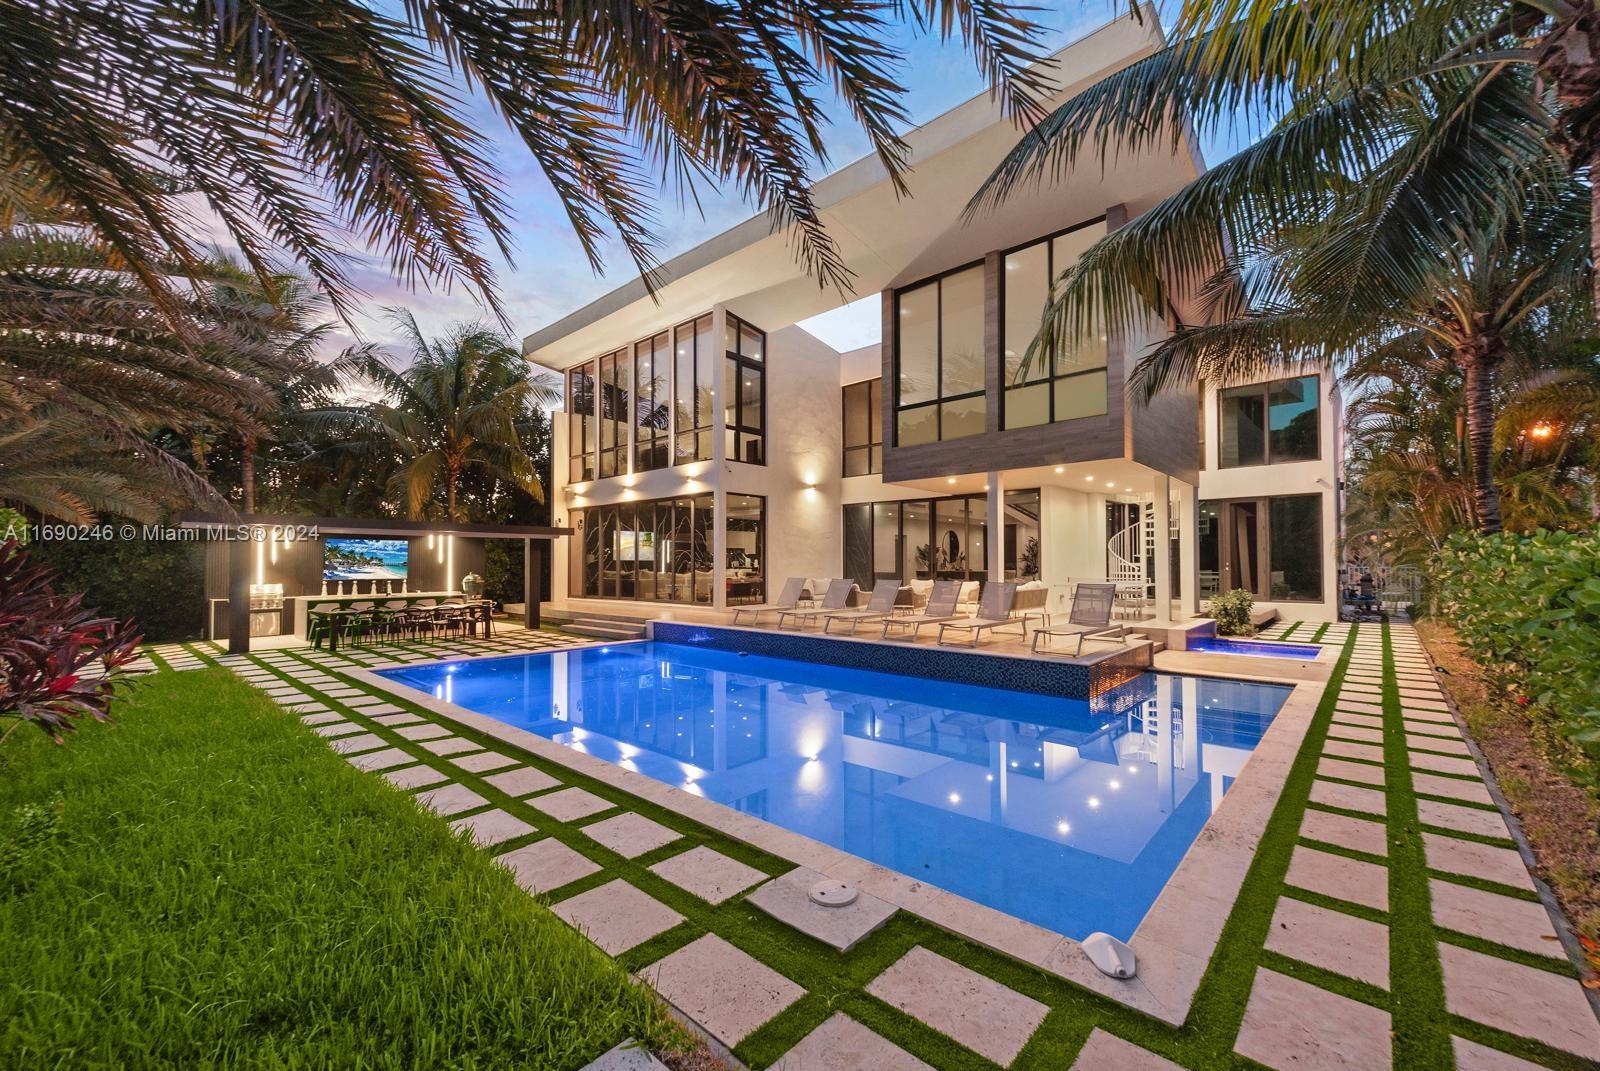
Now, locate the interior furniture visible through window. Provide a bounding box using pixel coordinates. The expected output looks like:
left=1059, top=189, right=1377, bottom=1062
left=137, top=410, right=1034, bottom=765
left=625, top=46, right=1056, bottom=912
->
left=567, top=360, right=595, bottom=482
left=724, top=494, right=766, bottom=604
left=724, top=314, right=766, bottom=464
left=673, top=314, right=715, bottom=464
left=1001, top=220, right=1110, bottom=429
left=1198, top=493, right=1323, bottom=601
left=1218, top=375, right=1320, bottom=467
left=842, top=378, right=883, bottom=476
left=577, top=494, right=716, bottom=604
left=842, top=489, right=1040, bottom=588
left=894, top=263, right=986, bottom=445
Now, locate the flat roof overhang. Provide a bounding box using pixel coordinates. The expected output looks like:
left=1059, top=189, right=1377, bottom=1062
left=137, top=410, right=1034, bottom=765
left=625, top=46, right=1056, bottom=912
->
left=176, top=513, right=572, bottom=540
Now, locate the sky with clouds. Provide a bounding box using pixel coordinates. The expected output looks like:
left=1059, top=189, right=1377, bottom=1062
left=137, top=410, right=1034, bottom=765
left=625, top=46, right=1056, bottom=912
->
left=326, top=2, right=1239, bottom=362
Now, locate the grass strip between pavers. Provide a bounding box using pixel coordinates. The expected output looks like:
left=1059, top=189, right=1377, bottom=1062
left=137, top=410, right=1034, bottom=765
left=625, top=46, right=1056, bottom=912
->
left=214, top=626, right=1600, bottom=1070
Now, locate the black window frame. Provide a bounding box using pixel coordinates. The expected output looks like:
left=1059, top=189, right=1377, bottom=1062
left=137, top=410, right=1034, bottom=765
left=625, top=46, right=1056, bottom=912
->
left=672, top=313, right=715, bottom=465
left=633, top=331, right=670, bottom=473
left=999, top=216, right=1110, bottom=430
left=1217, top=374, right=1322, bottom=468
left=724, top=313, right=767, bottom=466
left=841, top=378, right=883, bottom=476
left=892, top=261, right=987, bottom=445
left=566, top=359, right=595, bottom=483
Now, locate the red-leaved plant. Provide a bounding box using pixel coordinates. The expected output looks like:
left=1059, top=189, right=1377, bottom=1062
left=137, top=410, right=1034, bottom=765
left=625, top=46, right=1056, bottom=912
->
left=0, top=539, right=142, bottom=747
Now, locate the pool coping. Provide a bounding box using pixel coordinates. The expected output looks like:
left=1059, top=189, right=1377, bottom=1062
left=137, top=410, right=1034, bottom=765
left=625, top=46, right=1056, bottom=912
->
left=343, top=646, right=1326, bottom=1027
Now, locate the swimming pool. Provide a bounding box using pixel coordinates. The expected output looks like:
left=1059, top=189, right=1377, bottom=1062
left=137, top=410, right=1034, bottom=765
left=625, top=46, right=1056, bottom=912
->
left=378, top=642, right=1291, bottom=941
left=1187, top=636, right=1322, bottom=660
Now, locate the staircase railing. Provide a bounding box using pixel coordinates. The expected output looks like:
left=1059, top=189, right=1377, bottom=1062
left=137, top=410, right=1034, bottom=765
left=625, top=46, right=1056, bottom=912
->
left=1107, top=518, right=1145, bottom=583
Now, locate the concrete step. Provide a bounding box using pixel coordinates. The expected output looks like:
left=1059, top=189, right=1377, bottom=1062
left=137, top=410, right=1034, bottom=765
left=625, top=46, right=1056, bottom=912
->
left=566, top=619, right=646, bottom=641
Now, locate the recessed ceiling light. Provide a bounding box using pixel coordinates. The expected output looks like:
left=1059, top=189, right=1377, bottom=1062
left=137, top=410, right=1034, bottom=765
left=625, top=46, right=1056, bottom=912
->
left=1085, top=476, right=1095, bottom=482
left=947, top=477, right=956, bottom=485
left=1054, top=466, right=1064, bottom=474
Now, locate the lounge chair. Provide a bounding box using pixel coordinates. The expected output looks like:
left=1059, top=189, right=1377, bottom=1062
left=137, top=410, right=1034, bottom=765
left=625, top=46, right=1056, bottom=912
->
left=881, top=579, right=963, bottom=641
left=732, top=577, right=808, bottom=624
left=1030, top=583, right=1124, bottom=655
left=776, top=578, right=856, bottom=630
left=822, top=579, right=903, bottom=634
left=936, top=582, right=1021, bottom=647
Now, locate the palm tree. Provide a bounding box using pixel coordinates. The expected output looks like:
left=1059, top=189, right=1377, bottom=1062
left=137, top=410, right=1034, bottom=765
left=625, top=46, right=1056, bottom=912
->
left=0, top=0, right=1049, bottom=318
left=968, top=3, right=1596, bottom=532
left=0, top=225, right=331, bottom=518
left=325, top=312, right=554, bottom=521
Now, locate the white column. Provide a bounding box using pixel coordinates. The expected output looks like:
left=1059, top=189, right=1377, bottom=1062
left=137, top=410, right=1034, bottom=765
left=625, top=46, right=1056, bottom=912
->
left=1151, top=474, right=1173, bottom=624
left=985, top=470, right=1004, bottom=582
left=711, top=308, right=729, bottom=611
left=1178, top=479, right=1199, bottom=618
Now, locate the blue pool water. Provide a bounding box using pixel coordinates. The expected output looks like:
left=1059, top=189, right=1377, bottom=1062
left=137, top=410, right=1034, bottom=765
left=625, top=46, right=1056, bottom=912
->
left=1187, top=637, right=1322, bottom=660
left=379, top=642, right=1291, bottom=940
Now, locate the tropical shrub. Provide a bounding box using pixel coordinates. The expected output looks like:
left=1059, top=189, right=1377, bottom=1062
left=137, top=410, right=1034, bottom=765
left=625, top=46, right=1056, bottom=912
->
left=1433, top=529, right=1600, bottom=783
left=0, top=540, right=142, bottom=747
left=1211, top=588, right=1256, bottom=636
left=30, top=536, right=203, bottom=643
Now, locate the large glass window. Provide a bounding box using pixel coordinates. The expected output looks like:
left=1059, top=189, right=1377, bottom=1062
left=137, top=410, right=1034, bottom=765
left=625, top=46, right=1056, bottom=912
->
left=842, top=378, right=883, bottom=476
left=1269, top=495, right=1323, bottom=600
left=1199, top=494, right=1323, bottom=602
left=567, top=360, right=595, bottom=482
left=725, top=494, right=766, bottom=605
left=843, top=491, right=1041, bottom=586
left=597, top=348, right=629, bottom=478
left=894, top=264, right=986, bottom=445
left=578, top=494, right=715, bottom=603
left=1219, top=375, right=1320, bottom=467
left=673, top=314, right=715, bottom=464
left=634, top=332, right=669, bottom=472
left=724, top=314, right=766, bottom=464
left=1002, top=221, right=1109, bottom=428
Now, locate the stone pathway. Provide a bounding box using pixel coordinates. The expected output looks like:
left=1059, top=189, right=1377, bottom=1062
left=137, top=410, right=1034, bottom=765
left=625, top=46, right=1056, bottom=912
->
left=204, top=620, right=1600, bottom=1071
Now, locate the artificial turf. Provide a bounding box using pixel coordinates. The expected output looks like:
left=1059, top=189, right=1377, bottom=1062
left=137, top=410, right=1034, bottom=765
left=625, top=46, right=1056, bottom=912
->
left=0, top=669, right=676, bottom=1070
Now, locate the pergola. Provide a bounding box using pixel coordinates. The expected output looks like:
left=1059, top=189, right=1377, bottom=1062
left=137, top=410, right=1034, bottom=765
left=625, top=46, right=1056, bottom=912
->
left=176, top=513, right=571, bottom=654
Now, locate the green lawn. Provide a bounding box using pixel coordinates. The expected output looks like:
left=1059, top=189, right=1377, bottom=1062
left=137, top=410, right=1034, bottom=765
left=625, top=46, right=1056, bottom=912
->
left=0, top=669, right=676, bottom=1070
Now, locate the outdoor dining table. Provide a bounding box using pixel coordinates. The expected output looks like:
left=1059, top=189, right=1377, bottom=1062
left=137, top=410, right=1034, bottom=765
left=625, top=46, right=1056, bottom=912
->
left=308, top=600, right=495, bottom=652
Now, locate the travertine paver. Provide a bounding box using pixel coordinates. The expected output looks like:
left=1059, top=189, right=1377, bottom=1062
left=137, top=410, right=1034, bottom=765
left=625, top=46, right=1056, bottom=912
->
left=1335, top=700, right=1385, bottom=717
left=552, top=879, right=684, bottom=955
left=414, top=782, right=488, bottom=816
left=527, top=786, right=617, bottom=822
left=1407, top=733, right=1471, bottom=756
left=1235, top=968, right=1392, bottom=1070
left=1317, top=757, right=1386, bottom=787
left=300, top=710, right=344, bottom=726
left=347, top=746, right=416, bottom=772
left=1327, top=724, right=1384, bottom=745
left=649, top=845, right=767, bottom=905
left=1429, top=879, right=1564, bottom=959
left=484, top=766, right=562, bottom=797
left=1439, top=942, right=1600, bottom=1058
left=646, top=934, right=805, bottom=1048
left=1067, top=1029, right=1184, bottom=1071
left=1323, top=739, right=1385, bottom=764
left=383, top=763, right=448, bottom=790
left=1301, top=808, right=1388, bottom=857
left=419, top=736, right=482, bottom=757
left=450, top=750, right=519, bottom=773
left=580, top=812, right=681, bottom=858
left=371, top=711, right=425, bottom=726
left=747, top=867, right=897, bottom=951
left=395, top=722, right=451, bottom=740
left=1409, top=751, right=1480, bottom=778
left=1422, top=833, right=1535, bottom=891
left=774, top=1013, right=934, bottom=1071
left=1415, top=799, right=1509, bottom=839
left=1264, top=897, right=1389, bottom=988
left=1451, top=1036, right=1554, bottom=1071
left=1412, top=772, right=1493, bottom=806
left=450, top=807, right=536, bottom=847
left=865, top=946, right=1047, bottom=1066
left=1331, top=712, right=1383, bottom=730
left=579, top=1040, right=670, bottom=1071
left=498, top=837, right=600, bottom=894
left=329, top=732, right=386, bottom=754
left=1309, top=780, right=1387, bottom=816
left=1284, top=845, right=1388, bottom=911
left=312, top=721, right=362, bottom=738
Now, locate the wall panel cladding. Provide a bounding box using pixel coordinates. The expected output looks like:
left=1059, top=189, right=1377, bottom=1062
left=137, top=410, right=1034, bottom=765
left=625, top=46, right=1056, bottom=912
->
left=650, top=622, right=1153, bottom=701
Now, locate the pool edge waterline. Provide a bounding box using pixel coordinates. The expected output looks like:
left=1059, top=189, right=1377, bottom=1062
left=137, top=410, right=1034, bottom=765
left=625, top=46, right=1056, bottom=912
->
left=344, top=644, right=1327, bottom=1027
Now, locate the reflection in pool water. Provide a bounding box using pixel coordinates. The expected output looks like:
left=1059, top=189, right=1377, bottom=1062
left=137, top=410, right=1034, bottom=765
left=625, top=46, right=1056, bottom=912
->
left=379, top=642, right=1291, bottom=940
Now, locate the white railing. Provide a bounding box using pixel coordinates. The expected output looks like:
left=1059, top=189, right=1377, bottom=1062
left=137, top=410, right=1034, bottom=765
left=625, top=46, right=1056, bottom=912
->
left=1108, top=518, right=1145, bottom=583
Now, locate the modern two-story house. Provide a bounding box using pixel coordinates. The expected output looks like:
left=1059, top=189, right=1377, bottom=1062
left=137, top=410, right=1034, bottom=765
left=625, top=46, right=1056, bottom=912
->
left=524, top=12, right=1344, bottom=633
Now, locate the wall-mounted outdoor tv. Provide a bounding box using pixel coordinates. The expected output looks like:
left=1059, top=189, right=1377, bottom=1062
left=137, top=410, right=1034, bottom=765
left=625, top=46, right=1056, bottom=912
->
left=323, top=538, right=409, bottom=581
